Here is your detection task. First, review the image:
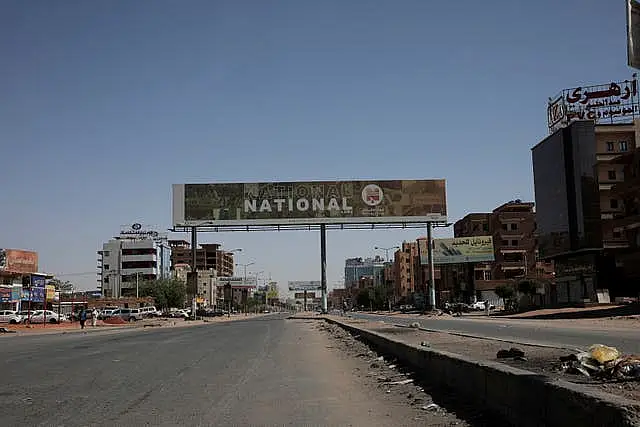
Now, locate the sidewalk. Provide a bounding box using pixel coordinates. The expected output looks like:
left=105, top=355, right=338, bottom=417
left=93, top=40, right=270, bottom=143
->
left=325, top=315, right=640, bottom=404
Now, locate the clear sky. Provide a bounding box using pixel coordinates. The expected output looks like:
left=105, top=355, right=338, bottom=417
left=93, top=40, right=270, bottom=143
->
left=0, top=0, right=632, bottom=293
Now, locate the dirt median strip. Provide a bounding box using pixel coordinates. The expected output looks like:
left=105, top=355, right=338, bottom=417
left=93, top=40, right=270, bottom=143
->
left=323, top=316, right=640, bottom=427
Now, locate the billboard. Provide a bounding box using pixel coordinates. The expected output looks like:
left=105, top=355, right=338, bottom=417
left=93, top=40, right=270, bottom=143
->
left=0, top=286, right=11, bottom=303
left=294, top=292, right=316, bottom=299
left=119, top=223, right=167, bottom=241
left=628, top=0, right=640, bottom=69
left=215, top=276, right=257, bottom=288
left=173, top=180, right=447, bottom=226
left=0, top=249, right=38, bottom=274
left=419, top=236, right=495, bottom=265
left=288, top=281, right=321, bottom=291
left=547, top=76, right=640, bottom=132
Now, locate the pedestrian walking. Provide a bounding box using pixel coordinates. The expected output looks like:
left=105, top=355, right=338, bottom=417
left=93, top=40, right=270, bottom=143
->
left=79, top=309, right=87, bottom=329
left=91, top=308, right=98, bottom=327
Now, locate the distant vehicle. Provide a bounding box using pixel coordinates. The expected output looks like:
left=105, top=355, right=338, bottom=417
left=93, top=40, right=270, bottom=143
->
left=0, top=310, right=23, bottom=324
left=470, top=301, right=495, bottom=311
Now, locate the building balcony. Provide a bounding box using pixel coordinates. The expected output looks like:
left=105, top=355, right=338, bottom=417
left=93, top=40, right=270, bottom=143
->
left=603, top=238, right=630, bottom=249
left=499, top=246, right=528, bottom=253
left=120, top=267, right=157, bottom=276
left=498, top=230, right=526, bottom=239
left=612, top=213, right=640, bottom=232
left=121, top=254, right=157, bottom=263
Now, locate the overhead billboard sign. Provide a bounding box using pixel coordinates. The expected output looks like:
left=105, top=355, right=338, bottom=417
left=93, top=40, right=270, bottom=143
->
left=173, top=180, right=447, bottom=226
left=215, top=277, right=257, bottom=288
left=419, top=236, right=495, bottom=265
left=547, top=76, right=640, bottom=132
left=0, top=249, right=38, bottom=274
left=628, top=0, right=640, bottom=69
left=288, top=281, right=321, bottom=291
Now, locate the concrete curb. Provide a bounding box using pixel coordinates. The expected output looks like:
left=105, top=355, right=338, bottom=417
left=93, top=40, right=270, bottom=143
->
left=325, top=317, right=640, bottom=427
left=388, top=322, right=580, bottom=352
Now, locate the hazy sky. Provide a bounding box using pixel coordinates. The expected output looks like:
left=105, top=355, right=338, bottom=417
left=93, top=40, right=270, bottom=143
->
left=0, top=0, right=632, bottom=293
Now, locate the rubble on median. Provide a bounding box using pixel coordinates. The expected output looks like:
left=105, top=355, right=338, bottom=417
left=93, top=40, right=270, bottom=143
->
left=560, top=344, right=640, bottom=380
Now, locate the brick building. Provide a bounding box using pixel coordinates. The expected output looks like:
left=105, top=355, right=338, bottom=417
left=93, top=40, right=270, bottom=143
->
left=169, top=241, right=235, bottom=277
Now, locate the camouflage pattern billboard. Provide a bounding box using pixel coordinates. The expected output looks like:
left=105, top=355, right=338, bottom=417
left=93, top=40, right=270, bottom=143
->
left=173, top=180, right=447, bottom=226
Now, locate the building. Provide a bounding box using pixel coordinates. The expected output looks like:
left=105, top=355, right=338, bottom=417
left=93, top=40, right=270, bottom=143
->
left=532, top=120, right=613, bottom=303
left=98, top=225, right=171, bottom=298
left=344, top=256, right=385, bottom=288
left=601, top=125, right=640, bottom=296
left=196, top=269, right=218, bottom=308
left=328, top=288, right=348, bottom=309
left=169, top=241, right=234, bottom=277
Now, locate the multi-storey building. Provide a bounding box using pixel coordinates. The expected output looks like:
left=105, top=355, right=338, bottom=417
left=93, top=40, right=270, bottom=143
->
left=343, top=256, right=385, bottom=289
left=98, top=236, right=171, bottom=298
left=532, top=120, right=619, bottom=303
left=169, top=241, right=235, bottom=277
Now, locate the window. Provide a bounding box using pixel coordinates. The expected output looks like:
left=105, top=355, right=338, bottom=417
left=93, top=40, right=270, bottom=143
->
left=620, top=141, right=629, bottom=152
left=501, top=240, right=508, bottom=246
left=511, top=240, right=518, bottom=246
left=473, top=223, right=479, bottom=231
left=510, top=223, right=518, bottom=231
left=608, top=170, right=617, bottom=180
left=606, top=141, right=615, bottom=152
left=103, top=264, right=110, bottom=270
left=103, top=251, right=110, bottom=257
left=610, top=199, right=619, bottom=209
left=613, top=231, right=622, bottom=239
left=502, top=223, right=508, bottom=230
left=482, top=223, right=489, bottom=232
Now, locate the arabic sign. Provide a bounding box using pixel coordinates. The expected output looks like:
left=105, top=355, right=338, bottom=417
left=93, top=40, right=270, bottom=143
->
left=0, top=249, right=38, bottom=274
left=215, top=277, right=257, bottom=288
left=419, top=236, right=495, bottom=265
left=288, top=281, right=322, bottom=291
left=548, top=76, right=640, bottom=132
left=173, top=180, right=447, bottom=226
left=119, top=223, right=166, bottom=240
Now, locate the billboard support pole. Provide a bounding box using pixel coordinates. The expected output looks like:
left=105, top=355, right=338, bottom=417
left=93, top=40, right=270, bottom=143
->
left=320, top=224, right=328, bottom=313
left=190, top=226, right=197, bottom=319
left=427, top=222, right=436, bottom=311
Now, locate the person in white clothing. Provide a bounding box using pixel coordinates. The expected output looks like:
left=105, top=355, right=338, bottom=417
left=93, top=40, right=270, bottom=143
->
left=91, top=308, right=98, bottom=327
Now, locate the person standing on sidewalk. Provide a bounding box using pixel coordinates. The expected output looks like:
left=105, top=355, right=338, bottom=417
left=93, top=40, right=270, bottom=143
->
left=91, top=308, right=98, bottom=327
left=79, top=309, right=87, bottom=329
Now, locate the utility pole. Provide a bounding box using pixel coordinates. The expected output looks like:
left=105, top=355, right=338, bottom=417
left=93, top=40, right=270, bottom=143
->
left=136, top=272, right=139, bottom=298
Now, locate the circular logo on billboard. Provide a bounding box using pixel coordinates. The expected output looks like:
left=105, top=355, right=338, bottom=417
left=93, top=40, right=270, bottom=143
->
left=132, top=223, right=142, bottom=230
left=362, top=184, right=384, bottom=207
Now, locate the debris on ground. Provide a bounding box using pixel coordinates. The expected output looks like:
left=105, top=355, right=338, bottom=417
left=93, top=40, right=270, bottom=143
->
left=0, top=327, right=17, bottom=333
left=496, top=347, right=526, bottom=361
left=409, top=322, right=421, bottom=328
left=560, top=344, right=640, bottom=380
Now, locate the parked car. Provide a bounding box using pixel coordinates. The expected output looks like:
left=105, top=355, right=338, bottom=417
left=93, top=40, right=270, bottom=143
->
left=0, top=310, right=23, bottom=324
left=26, top=310, right=67, bottom=324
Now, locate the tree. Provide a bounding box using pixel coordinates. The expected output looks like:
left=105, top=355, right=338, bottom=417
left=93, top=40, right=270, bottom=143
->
left=49, top=278, right=74, bottom=292
left=140, top=278, right=186, bottom=309
left=494, top=285, right=516, bottom=311
left=356, top=289, right=371, bottom=308
left=517, top=280, right=537, bottom=296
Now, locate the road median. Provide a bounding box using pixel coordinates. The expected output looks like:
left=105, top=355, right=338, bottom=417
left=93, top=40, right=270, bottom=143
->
left=323, top=315, right=640, bottom=427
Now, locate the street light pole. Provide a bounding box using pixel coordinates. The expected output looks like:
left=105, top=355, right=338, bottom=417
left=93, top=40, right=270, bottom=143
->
left=236, top=261, right=255, bottom=314
left=374, top=245, right=400, bottom=262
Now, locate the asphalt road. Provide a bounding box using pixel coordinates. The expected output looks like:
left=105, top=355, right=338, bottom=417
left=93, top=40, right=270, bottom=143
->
left=350, top=313, right=640, bottom=353
left=1, top=314, right=452, bottom=427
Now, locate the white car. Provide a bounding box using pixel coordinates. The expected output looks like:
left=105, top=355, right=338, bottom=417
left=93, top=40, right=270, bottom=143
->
left=26, top=310, right=67, bottom=324
left=0, top=310, right=23, bottom=324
